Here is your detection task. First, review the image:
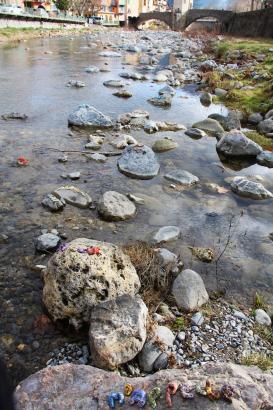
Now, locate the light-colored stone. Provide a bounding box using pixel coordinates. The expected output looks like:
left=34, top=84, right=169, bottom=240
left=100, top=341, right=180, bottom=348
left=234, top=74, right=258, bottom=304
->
left=255, top=309, right=272, bottom=326
left=230, top=177, right=273, bottom=200
left=103, top=80, right=124, bottom=88
left=257, top=151, right=273, bottom=168
left=98, top=191, right=136, bottom=221
left=89, top=295, right=148, bottom=370
left=53, top=186, right=92, bottom=209
left=192, top=118, right=224, bottom=137
left=43, top=238, right=140, bottom=328
left=153, top=226, right=180, bottom=244
left=36, top=233, right=60, bottom=252
left=217, top=130, right=262, bottom=157
left=155, top=248, right=177, bottom=266
left=42, top=194, right=66, bottom=212
left=164, top=170, right=199, bottom=185
left=258, top=118, right=273, bottom=134
left=152, top=138, right=178, bottom=152
left=14, top=362, right=273, bottom=409
left=68, top=105, right=113, bottom=128
left=118, top=145, right=160, bottom=179
left=149, top=94, right=172, bottom=107
left=185, top=128, right=207, bottom=138
left=172, top=269, right=209, bottom=311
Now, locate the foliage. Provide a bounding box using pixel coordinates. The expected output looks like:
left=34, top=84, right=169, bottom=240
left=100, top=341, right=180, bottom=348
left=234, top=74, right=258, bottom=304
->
left=171, top=317, right=185, bottom=332
left=240, top=353, right=273, bottom=371
left=69, top=0, right=101, bottom=16
left=253, top=292, right=268, bottom=310
left=56, top=0, right=70, bottom=11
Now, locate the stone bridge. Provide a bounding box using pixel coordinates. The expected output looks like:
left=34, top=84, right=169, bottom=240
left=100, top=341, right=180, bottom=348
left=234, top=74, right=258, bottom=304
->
left=129, top=9, right=234, bottom=31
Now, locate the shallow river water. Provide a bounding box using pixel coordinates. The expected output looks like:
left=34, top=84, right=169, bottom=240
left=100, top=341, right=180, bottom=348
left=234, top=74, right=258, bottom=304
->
left=1, top=31, right=273, bottom=386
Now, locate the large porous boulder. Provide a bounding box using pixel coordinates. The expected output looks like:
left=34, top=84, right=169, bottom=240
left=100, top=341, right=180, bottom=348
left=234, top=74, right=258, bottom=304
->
left=89, top=295, right=148, bottom=370
left=192, top=118, right=224, bottom=137
left=258, top=118, right=273, bottom=134
left=68, top=104, right=113, bottom=128
left=43, top=238, right=140, bottom=328
left=138, top=325, right=175, bottom=372
left=118, top=145, right=160, bottom=179
left=15, top=362, right=273, bottom=409
left=216, top=130, right=262, bottom=157
left=98, top=191, right=136, bottom=221
left=230, top=177, right=273, bottom=200
left=172, top=269, right=209, bottom=311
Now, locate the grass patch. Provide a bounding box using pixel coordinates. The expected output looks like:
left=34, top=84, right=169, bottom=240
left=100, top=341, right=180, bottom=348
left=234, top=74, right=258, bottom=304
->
left=171, top=316, right=185, bottom=332
left=123, top=241, right=175, bottom=310
left=224, top=85, right=272, bottom=115
left=244, top=131, right=273, bottom=150
left=240, top=353, right=273, bottom=371
left=253, top=292, right=268, bottom=310
left=254, top=324, right=273, bottom=345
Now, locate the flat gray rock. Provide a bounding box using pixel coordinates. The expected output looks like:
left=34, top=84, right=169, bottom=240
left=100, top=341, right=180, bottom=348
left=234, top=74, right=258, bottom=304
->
left=98, top=51, right=122, bottom=57
left=36, top=233, right=60, bottom=252
left=185, top=128, right=207, bottom=138
left=230, top=177, right=273, bottom=200
left=117, top=145, right=160, bottom=179
left=217, top=130, right=262, bottom=157
left=98, top=191, right=136, bottom=221
left=192, top=118, right=224, bottom=137
left=148, top=94, right=172, bottom=107
left=152, top=226, right=180, bottom=244
left=42, top=194, right=66, bottom=212
left=103, top=80, right=124, bottom=88
left=53, top=186, right=92, bottom=208
left=164, top=170, right=199, bottom=185
left=68, top=104, right=113, bottom=128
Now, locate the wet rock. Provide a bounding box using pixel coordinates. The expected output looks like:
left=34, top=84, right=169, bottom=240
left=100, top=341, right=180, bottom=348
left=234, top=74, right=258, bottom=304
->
left=98, top=191, right=136, bottom=221
left=103, top=80, right=125, bottom=88
left=89, top=295, right=148, bottom=370
left=42, top=194, right=66, bottom=212
left=144, top=120, right=159, bottom=134
left=185, top=128, right=207, bottom=139
left=67, top=80, right=85, bottom=88
left=265, top=109, right=273, bottom=119
left=157, top=122, right=186, bottom=132
left=192, top=118, right=224, bottom=137
left=225, top=111, right=242, bottom=131
left=257, top=151, right=273, bottom=168
left=159, top=85, right=175, bottom=96
left=85, top=134, right=104, bottom=150
left=68, top=104, right=113, bottom=128
left=110, top=134, right=138, bottom=149
left=98, top=51, right=122, bottom=57
left=172, top=269, right=209, bottom=311
left=86, top=153, right=107, bottom=163
left=153, top=73, right=168, bottom=82
left=248, top=113, right=263, bottom=125
left=149, top=94, right=172, bottom=107
left=85, top=66, right=99, bottom=73
left=255, top=309, right=272, bottom=326
left=68, top=172, right=81, bottom=180
left=127, top=193, right=145, bottom=204
left=43, top=238, right=140, bottom=328
left=200, top=59, right=217, bottom=70
left=118, top=145, right=160, bottom=179
left=258, top=118, right=273, bottom=134
left=189, top=247, right=214, bottom=263
left=14, top=362, right=273, bottom=409
left=36, top=233, right=60, bottom=252
left=152, top=138, right=178, bottom=152
left=1, top=112, right=28, bottom=120
left=216, top=130, right=262, bottom=157
left=230, top=177, right=273, bottom=200
left=113, top=90, right=132, bottom=98
left=200, top=92, right=212, bottom=106
left=53, top=186, right=92, bottom=209
left=138, top=326, right=175, bottom=373
left=118, top=109, right=149, bottom=127
left=164, top=170, right=199, bottom=185
left=152, top=226, right=181, bottom=244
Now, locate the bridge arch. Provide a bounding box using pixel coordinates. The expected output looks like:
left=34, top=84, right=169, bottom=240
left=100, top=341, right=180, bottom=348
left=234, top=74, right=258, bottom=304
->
left=181, top=9, right=234, bottom=31
left=129, top=12, right=173, bottom=30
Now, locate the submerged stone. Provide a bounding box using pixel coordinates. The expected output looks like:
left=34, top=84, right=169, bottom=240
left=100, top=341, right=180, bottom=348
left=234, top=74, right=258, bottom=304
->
left=68, top=104, right=113, bottom=128
left=117, top=145, right=160, bottom=179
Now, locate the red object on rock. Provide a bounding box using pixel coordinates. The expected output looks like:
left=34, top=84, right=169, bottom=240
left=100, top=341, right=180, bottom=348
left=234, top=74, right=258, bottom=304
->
left=86, top=246, right=101, bottom=255
left=17, top=156, right=29, bottom=166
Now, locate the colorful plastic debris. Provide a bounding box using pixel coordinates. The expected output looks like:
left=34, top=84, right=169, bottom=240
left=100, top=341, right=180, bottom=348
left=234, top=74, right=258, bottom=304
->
left=166, top=381, right=179, bottom=407
left=107, top=392, right=125, bottom=409
left=124, top=383, right=134, bottom=397
left=129, top=389, right=147, bottom=408
left=221, top=384, right=236, bottom=403
left=148, top=387, right=161, bottom=409
left=17, top=156, right=29, bottom=166
left=57, top=243, right=68, bottom=252
left=87, top=246, right=101, bottom=255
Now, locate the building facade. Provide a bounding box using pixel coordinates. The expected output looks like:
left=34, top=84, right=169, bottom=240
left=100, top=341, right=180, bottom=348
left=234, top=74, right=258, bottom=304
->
left=173, top=0, right=193, bottom=13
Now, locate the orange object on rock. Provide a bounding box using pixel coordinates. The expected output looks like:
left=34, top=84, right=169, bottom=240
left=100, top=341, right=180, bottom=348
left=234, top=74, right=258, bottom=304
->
left=17, top=156, right=29, bottom=166
left=86, top=246, right=101, bottom=255
left=166, top=381, right=179, bottom=407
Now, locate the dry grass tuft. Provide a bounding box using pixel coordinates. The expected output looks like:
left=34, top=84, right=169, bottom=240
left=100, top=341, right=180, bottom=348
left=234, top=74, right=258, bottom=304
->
left=240, top=353, right=273, bottom=371
left=123, top=241, right=175, bottom=310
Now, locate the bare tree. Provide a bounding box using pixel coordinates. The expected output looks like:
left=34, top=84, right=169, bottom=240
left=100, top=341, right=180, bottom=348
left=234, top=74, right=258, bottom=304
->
left=227, top=0, right=262, bottom=11
left=70, top=0, right=102, bottom=16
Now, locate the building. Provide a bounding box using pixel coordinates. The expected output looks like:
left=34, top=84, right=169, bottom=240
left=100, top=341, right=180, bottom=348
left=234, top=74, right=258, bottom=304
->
left=173, top=0, right=193, bottom=13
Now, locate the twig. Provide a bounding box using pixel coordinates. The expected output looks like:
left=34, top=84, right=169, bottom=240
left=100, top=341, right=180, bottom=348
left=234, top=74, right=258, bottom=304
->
left=34, top=147, right=122, bottom=156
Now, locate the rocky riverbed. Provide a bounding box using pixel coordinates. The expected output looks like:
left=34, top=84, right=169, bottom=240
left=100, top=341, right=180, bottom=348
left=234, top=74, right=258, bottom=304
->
left=0, top=28, right=273, bottom=394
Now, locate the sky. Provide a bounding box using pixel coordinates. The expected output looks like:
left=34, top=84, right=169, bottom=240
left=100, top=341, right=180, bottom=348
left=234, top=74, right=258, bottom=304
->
left=167, top=0, right=230, bottom=7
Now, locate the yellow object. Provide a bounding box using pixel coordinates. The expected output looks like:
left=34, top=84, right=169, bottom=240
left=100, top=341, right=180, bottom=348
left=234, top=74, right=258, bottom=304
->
left=124, top=383, right=134, bottom=396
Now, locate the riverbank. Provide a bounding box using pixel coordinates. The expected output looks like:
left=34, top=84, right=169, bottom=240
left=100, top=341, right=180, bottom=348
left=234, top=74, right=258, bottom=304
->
left=0, top=26, right=102, bottom=44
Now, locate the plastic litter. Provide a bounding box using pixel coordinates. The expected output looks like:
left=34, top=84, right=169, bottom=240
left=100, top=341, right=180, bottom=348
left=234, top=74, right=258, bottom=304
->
left=129, top=389, right=147, bottom=408
left=107, top=392, right=125, bottom=409
left=166, top=381, right=179, bottom=407
left=17, top=156, right=29, bottom=166
left=148, top=387, right=161, bottom=409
